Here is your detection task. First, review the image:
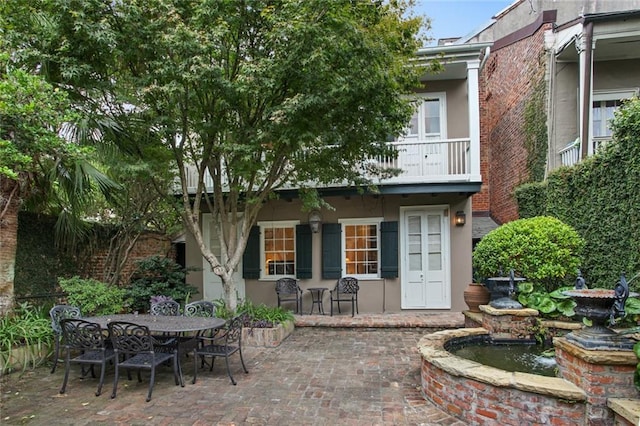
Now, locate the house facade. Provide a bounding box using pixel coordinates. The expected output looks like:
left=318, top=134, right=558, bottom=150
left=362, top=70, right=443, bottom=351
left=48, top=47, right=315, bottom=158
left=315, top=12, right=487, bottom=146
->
left=466, top=0, right=640, bottom=224
left=183, top=43, right=490, bottom=314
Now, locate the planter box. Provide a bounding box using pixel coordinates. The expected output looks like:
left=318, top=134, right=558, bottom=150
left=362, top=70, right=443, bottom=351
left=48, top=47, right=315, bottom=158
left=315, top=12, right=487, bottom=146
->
left=242, top=320, right=294, bottom=347
left=1, top=343, right=50, bottom=375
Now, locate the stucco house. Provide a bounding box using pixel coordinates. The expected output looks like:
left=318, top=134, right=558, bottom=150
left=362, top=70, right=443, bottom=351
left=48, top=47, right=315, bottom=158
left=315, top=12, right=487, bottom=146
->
left=183, top=43, right=490, bottom=314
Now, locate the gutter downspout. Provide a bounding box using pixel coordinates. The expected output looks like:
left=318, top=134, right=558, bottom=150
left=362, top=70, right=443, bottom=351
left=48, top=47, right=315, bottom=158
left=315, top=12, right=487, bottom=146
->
left=580, top=21, right=594, bottom=160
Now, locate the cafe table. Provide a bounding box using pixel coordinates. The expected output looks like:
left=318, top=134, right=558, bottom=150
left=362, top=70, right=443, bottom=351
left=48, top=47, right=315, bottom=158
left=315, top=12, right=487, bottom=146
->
left=84, top=314, right=226, bottom=384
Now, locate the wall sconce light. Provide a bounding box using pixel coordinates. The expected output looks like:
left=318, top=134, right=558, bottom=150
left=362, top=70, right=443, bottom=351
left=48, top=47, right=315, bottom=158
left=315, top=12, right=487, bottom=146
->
left=455, top=211, right=466, bottom=227
left=308, top=210, right=322, bottom=233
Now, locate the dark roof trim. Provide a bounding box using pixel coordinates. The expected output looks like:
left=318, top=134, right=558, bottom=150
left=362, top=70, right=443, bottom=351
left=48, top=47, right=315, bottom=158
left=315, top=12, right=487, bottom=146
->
left=493, top=10, right=557, bottom=51
left=276, top=182, right=482, bottom=200
left=583, top=9, right=640, bottom=23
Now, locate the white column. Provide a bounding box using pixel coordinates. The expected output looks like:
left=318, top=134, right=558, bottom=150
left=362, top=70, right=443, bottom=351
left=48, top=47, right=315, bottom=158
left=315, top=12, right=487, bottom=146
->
left=467, top=59, right=481, bottom=181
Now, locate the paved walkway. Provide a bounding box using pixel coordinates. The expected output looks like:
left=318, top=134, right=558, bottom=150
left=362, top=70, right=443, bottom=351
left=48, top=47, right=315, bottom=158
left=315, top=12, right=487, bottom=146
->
left=1, top=313, right=467, bottom=426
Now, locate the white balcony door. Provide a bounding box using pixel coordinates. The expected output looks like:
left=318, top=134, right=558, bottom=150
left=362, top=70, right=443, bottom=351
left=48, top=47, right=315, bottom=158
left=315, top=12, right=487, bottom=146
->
left=202, top=214, right=245, bottom=301
left=400, top=206, right=450, bottom=309
left=398, top=93, right=447, bottom=177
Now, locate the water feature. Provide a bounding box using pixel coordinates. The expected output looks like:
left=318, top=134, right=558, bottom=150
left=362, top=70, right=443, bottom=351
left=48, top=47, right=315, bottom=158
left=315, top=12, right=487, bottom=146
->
left=446, top=335, right=557, bottom=377
left=484, top=269, right=526, bottom=309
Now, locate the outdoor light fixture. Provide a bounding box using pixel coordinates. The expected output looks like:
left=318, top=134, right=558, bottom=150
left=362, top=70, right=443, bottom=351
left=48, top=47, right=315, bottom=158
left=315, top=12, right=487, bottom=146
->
left=308, top=210, right=322, bottom=233
left=455, top=211, right=466, bottom=227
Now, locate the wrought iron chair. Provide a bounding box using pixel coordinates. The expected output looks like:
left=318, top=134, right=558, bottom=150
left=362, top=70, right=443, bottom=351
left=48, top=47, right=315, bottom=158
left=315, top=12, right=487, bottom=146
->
left=150, top=300, right=181, bottom=316
left=330, top=277, right=360, bottom=317
left=59, top=318, right=115, bottom=397
left=275, top=278, right=303, bottom=314
left=108, top=321, right=182, bottom=402
left=49, top=305, right=82, bottom=374
left=192, top=315, right=248, bottom=385
left=184, top=301, right=216, bottom=317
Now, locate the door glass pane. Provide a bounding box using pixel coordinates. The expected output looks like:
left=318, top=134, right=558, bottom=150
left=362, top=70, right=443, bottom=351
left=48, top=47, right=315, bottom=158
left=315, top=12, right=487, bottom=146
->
left=427, top=215, right=442, bottom=271
left=407, top=215, right=422, bottom=271
left=423, top=99, right=441, bottom=135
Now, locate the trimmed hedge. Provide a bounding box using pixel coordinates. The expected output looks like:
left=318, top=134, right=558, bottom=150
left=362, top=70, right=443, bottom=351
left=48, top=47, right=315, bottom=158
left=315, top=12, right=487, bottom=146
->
left=515, top=97, right=640, bottom=289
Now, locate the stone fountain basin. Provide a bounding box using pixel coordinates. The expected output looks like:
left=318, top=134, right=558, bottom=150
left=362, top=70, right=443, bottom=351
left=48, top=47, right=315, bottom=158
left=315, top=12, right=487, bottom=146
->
left=418, top=328, right=586, bottom=424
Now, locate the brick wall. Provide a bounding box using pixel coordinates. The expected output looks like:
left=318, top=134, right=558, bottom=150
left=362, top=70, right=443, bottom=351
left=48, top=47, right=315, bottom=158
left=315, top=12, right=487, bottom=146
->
left=79, top=233, right=176, bottom=285
left=480, top=24, right=551, bottom=224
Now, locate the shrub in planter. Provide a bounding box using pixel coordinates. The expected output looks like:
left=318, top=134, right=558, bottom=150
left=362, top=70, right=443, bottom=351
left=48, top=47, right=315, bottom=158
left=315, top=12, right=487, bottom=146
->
left=473, top=216, right=584, bottom=291
left=126, top=255, right=198, bottom=313
left=0, top=302, right=53, bottom=374
left=58, top=276, right=128, bottom=316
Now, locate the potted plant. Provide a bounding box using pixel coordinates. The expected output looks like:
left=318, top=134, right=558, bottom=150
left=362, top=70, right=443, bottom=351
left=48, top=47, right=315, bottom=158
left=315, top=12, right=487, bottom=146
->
left=472, top=216, right=585, bottom=318
left=463, top=270, right=490, bottom=312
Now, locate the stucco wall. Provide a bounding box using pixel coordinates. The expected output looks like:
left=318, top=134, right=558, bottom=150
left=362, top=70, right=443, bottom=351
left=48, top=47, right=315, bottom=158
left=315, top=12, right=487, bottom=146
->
left=185, top=193, right=472, bottom=313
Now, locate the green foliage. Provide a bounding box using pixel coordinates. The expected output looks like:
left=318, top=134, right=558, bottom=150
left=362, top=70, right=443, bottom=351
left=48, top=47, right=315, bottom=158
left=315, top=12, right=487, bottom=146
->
left=523, top=79, right=548, bottom=182
left=0, top=302, right=53, bottom=373
left=58, top=276, right=127, bottom=316
left=517, top=284, right=576, bottom=319
left=213, top=298, right=294, bottom=328
left=515, top=98, right=640, bottom=289
left=514, top=182, right=547, bottom=219
left=3, top=0, right=429, bottom=311
left=473, top=216, right=584, bottom=292
left=125, top=255, right=198, bottom=312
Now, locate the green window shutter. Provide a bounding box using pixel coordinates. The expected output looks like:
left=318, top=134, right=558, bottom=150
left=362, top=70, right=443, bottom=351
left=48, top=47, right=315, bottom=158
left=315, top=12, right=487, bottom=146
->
left=380, top=221, right=398, bottom=278
left=242, top=226, right=260, bottom=279
left=296, top=224, right=312, bottom=279
left=322, top=223, right=342, bottom=279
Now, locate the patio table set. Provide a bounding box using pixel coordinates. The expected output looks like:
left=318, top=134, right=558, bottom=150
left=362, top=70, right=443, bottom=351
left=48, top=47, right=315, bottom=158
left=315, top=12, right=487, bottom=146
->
left=50, top=301, right=245, bottom=402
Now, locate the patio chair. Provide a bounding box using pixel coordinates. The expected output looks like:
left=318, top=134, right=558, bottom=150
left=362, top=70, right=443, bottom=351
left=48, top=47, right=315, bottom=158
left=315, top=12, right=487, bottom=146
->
left=184, top=301, right=216, bottom=318
left=150, top=299, right=181, bottom=316
left=49, top=305, right=82, bottom=374
left=275, top=278, right=303, bottom=314
left=192, top=315, right=248, bottom=385
left=330, top=277, right=359, bottom=317
left=59, top=318, right=115, bottom=397
left=108, top=321, right=182, bottom=402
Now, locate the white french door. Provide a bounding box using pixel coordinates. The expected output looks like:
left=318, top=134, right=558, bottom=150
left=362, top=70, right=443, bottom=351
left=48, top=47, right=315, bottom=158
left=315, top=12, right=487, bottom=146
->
left=400, top=206, right=450, bottom=309
left=202, top=214, right=245, bottom=301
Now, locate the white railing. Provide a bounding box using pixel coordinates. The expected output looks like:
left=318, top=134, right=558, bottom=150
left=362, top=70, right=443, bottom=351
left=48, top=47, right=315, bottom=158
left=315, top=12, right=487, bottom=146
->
left=183, top=138, right=473, bottom=193
left=559, top=137, right=611, bottom=168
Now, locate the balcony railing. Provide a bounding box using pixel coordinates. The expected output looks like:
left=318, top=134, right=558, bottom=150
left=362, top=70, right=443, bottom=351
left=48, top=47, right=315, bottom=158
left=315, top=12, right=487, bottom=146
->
left=559, top=137, right=610, bottom=168
left=184, top=138, right=474, bottom=194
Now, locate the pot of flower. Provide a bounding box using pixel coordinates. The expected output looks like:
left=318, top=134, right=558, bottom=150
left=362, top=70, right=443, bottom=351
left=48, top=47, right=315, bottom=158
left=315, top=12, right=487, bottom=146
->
left=463, top=283, right=490, bottom=313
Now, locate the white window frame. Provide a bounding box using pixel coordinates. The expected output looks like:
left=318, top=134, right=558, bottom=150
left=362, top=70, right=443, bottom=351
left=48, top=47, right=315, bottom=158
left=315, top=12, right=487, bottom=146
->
left=258, top=220, right=299, bottom=281
left=339, top=217, right=383, bottom=279
left=590, top=89, right=637, bottom=153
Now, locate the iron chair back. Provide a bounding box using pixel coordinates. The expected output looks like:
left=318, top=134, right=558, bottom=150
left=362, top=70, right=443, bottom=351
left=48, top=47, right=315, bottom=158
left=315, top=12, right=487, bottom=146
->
left=59, top=318, right=115, bottom=397
left=49, top=305, right=82, bottom=374
left=150, top=300, right=181, bottom=316
left=275, top=278, right=303, bottom=314
left=192, top=315, right=248, bottom=385
left=184, top=300, right=216, bottom=317
left=107, top=321, right=182, bottom=402
left=330, top=277, right=360, bottom=317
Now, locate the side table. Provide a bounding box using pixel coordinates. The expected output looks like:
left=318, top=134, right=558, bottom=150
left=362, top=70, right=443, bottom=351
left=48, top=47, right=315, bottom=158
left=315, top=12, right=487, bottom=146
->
left=308, top=287, right=328, bottom=315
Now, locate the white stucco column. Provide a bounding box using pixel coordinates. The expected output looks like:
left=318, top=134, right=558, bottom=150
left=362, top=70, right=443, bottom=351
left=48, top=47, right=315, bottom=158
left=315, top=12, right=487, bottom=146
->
left=467, top=59, right=481, bottom=181
left=576, top=25, right=595, bottom=159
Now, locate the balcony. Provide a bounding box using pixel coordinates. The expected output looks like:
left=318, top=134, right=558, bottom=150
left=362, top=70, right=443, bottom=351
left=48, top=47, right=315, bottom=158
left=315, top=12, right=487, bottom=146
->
left=559, top=137, right=610, bottom=168
left=184, top=138, right=476, bottom=194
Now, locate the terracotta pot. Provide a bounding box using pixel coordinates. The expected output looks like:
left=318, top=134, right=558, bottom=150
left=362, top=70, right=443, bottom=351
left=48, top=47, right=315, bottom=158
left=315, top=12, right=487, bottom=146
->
left=463, top=283, right=490, bottom=312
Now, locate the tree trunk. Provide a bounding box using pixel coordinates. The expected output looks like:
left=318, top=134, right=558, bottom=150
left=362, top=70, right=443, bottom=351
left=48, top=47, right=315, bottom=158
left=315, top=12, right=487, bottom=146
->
left=0, top=179, right=20, bottom=315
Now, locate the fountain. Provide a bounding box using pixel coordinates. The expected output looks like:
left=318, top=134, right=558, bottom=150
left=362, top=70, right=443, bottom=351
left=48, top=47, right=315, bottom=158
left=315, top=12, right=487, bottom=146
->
left=484, top=269, right=526, bottom=309
left=563, top=273, right=638, bottom=350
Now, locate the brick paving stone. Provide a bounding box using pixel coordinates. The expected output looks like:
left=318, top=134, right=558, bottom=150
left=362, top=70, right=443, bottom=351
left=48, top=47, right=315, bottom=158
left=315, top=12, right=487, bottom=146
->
left=1, top=314, right=467, bottom=426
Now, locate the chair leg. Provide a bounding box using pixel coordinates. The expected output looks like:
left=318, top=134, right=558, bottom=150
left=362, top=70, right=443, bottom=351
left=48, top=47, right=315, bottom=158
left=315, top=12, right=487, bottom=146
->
left=59, top=354, right=71, bottom=394
left=239, top=348, right=249, bottom=374
left=51, top=336, right=61, bottom=374
left=96, top=364, right=106, bottom=396
left=224, top=355, right=236, bottom=385
left=146, top=367, right=156, bottom=402
left=192, top=354, right=199, bottom=384
left=111, top=364, right=120, bottom=399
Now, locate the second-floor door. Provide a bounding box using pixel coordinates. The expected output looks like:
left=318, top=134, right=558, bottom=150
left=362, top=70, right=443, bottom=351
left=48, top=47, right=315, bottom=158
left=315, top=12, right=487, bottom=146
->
left=397, top=93, right=448, bottom=177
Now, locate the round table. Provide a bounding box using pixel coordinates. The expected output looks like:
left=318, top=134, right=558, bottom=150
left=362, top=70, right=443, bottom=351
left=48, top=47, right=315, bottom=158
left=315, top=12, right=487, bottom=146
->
left=84, top=314, right=226, bottom=333
left=308, top=288, right=328, bottom=315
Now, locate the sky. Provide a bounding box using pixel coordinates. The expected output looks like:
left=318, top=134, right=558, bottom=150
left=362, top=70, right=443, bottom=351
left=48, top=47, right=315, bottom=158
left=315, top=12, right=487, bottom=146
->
left=412, top=0, right=515, bottom=45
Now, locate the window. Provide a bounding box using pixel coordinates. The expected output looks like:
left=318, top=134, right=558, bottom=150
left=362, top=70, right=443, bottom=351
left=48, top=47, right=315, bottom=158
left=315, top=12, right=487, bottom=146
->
left=341, top=219, right=382, bottom=278
left=591, top=90, right=636, bottom=152
left=399, top=93, right=447, bottom=141
left=259, top=221, right=298, bottom=279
